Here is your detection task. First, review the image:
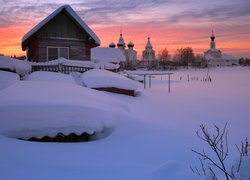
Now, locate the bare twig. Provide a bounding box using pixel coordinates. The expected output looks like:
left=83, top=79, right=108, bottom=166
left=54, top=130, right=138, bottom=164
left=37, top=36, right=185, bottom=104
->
left=192, top=123, right=232, bottom=180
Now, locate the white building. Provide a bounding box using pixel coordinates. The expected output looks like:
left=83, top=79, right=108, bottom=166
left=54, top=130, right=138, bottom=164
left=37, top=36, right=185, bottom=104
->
left=109, top=33, right=137, bottom=62
left=117, top=33, right=126, bottom=52
left=142, top=37, right=156, bottom=61
left=125, top=41, right=137, bottom=62
left=204, top=31, right=238, bottom=66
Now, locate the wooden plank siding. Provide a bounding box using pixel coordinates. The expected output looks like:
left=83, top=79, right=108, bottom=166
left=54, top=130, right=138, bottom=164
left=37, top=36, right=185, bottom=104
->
left=26, top=9, right=96, bottom=62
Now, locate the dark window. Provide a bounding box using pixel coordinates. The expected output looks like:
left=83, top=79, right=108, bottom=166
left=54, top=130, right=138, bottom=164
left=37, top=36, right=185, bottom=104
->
left=47, top=47, right=69, bottom=61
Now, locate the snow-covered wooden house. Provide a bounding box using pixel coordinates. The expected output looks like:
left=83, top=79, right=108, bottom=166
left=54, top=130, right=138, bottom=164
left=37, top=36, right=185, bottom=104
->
left=21, top=5, right=100, bottom=62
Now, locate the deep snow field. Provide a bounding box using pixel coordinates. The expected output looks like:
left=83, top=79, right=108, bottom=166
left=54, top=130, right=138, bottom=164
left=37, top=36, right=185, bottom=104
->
left=0, top=66, right=249, bottom=180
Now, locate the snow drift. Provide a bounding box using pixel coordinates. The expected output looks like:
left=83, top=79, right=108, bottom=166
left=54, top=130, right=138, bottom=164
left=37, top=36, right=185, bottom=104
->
left=0, top=71, right=20, bottom=90
left=0, top=81, right=128, bottom=139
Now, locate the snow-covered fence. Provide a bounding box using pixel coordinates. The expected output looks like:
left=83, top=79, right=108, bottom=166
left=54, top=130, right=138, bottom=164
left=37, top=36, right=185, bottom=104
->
left=31, top=58, right=95, bottom=74
left=31, top=64, right=92, bottom=74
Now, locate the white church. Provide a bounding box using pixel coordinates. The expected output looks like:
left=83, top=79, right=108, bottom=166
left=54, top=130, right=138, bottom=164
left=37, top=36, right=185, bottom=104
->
left=204, top=31, right=238, bottom=66
left=109, top=33, right=137, bottom=62
left=142, top=37, right=156, bottom=61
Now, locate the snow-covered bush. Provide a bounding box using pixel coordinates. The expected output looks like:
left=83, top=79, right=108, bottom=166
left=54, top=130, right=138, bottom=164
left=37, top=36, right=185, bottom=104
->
left=0, top=56, right=31, bottom=76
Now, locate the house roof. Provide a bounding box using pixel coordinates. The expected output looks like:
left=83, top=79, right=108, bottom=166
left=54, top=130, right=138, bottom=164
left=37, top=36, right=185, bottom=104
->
left=22, top=5, right=100, bottom=50
left=91, top=47, right=126, bottom=63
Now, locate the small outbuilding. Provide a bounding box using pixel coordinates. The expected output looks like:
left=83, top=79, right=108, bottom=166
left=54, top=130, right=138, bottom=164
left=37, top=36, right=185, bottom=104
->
left=91, top=47, right=126, bottom=64
left=22, top=5, right=100, bottom=62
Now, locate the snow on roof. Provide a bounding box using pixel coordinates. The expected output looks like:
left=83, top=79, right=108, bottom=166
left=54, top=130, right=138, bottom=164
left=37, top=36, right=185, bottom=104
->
left=91, top=47, right=126, bottom=63
left=0, top=56, right=31, bottom=76
left=81, top=69, right=138, bottom=91
left=204, top=53, right=214, bottom=59
left=0, top=71, right=20, bottom=90
left=0, top=81, right=127, bottom=139
left=22, top=5, right=100, bottom=48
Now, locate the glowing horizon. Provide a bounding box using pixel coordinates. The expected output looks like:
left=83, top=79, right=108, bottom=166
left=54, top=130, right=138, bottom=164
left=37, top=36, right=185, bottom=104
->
left=0, top=0, right=250, bottom=59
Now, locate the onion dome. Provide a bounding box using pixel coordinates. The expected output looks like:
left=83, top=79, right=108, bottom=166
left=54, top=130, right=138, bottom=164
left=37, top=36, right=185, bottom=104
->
left=109, top=41, right=116, bottom=48
left=127, top=41, right=134, bottom=48
left=210, top=30, right=215, bottom=42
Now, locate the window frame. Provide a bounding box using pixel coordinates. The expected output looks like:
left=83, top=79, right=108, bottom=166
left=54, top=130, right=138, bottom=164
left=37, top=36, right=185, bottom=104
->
left=46, top=46, right=69, bottom=61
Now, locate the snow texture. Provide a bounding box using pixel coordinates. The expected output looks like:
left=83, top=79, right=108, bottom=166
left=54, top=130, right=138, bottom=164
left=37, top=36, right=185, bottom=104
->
left=0, top=71, right=20, bottom=90
left=0, top=67, right=249, bottom=180
left=0, top=56, right=31, bottom=76
left=24, top=71, right=77, bottom=85
left=91, top=47, right=126, bottom=63
left=0, top=81, right=127, bottom=139
left=22, top=5, right=100, bottom=46
left=82, top=69, right=138, bottom=90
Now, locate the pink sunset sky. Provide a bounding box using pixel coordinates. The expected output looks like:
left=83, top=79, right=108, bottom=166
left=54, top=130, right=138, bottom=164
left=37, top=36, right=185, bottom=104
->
left=0, top=0, right=250, bottom=59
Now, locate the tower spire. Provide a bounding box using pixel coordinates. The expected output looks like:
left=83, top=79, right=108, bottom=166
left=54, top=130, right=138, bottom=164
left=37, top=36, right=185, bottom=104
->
left=210, top=30, right=216, bottom=49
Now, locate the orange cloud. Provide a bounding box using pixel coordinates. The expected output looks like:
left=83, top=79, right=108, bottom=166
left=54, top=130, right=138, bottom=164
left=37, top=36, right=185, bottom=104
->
left=0, top=25, right=31, bottom=56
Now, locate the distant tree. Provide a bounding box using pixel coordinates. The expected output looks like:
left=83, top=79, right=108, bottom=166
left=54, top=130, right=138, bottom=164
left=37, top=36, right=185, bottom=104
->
left=173, top=47, right=195, bottom=65
left=194, top=54, right=203, bottom=62
left=158, top=48, right=171, bottom=61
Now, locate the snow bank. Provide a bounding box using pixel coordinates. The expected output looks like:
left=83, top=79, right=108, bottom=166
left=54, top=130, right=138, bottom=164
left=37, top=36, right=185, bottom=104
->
left=24, top=71, right=77, bottom=85
left=0, top=71, right=20, bottom=90
left=0, top=81, right=128, bottom=139
left=0, top=56, right=31, bottom=76
left=82, top=69, right=138, bottom=90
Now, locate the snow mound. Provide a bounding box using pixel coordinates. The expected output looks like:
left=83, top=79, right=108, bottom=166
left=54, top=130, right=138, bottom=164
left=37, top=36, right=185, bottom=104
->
left=24, top=71, right=77, bottom=85
left=0, top=71, right=20, bottom=90
left=82, top=69, right=138, bottom=90
left=152, top=160, right=201, bottom=180
left=0, top=56, right=31, bottom=76
left=0, top=81, right=128, bottom=139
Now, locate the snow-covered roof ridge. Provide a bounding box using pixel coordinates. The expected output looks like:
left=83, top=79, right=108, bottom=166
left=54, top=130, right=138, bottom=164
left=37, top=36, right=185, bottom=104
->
left=22, top=5, right=100, bottom=48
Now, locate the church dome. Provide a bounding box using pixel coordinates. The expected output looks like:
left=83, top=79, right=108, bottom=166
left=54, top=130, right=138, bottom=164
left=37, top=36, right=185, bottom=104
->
left=127, top=41, right=134, bottom=48
left=109, top=41, right=116, bottom=48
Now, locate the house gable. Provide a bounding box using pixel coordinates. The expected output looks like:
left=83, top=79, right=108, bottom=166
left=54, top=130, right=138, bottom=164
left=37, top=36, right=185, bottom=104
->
left=21, top=5, right=100, bottom=61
